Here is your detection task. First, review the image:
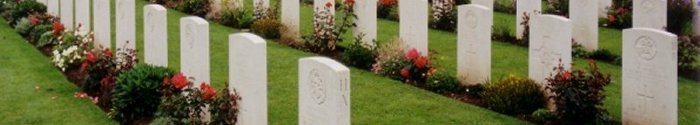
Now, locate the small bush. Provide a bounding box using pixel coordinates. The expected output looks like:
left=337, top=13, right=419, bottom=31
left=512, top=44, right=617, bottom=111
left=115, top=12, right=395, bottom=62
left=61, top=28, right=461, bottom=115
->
left=679, top=35, right=700, bottom=71
left=111, top=64, right=175, bottom=124
left=543, top=0, right=569, bottom=17
left=220, top=8, right=254, bottom=29
left=209, top=86, right=242, bottom=125
left=13, top=17, right=31, bottom=36
left=430, top=0, right=457, bottom=32
left=251, top=18, right=281, bottom=39
left=546, top=60, right=612, bottom=124
left=377, top=0, right=397, bottom=19
left=9, top=0, right=45, bottom=25
left=480, top=75, right=546, bottom=115
left=179, top=0, right=211, bottom=18
left=278, top=24, right=303, bottom=47
left=494, top=0, right=515, bottom=14
left=29, top=23, right=52, bottom=42
left=372, top=38, right=406, bottom=80
left=517, top=12, right=532, bottom=46
left=667, top=0, right=694, bottom=35
left=532, top=109, right=556, bottom=124
left=342, top=34, right=377, bottom=70
left=602, top=0, right=631, bottom=29
left=425, top=71, right=464, bottom=94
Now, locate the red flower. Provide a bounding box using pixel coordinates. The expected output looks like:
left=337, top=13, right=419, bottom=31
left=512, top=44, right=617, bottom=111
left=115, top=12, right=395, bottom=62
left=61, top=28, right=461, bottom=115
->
left=616, top=7, right=625, bottom=14
left=170, top=73, right=188, bottom=90
left=427, top=68, right=436, bottom=75
left=405, top=48, right=420, bottom=60
left=162, top=77, right=171, bottom=86
left=588, top=59, right=596, bottom=65
left=562, top=71, right=572, bottom=80
left=103, top=48, right=113, bottom=59
left=607, top=15, right=616, bottom=23
left=414, top=57, right=428, bottom=68
left=200, top=83, right=216, bottom=101
left=80, top=61, right=89, bottom=71
left=345, top=0, right=355, bottom=7
left=86, top=50, right=97, bottom=63
left=325, top=2, right=332, bottom=8
left=30, top=17, right=39, bottom=26
left=400, top=68, right=410, bottom=78
left=52, top=21, right=64, bottom=36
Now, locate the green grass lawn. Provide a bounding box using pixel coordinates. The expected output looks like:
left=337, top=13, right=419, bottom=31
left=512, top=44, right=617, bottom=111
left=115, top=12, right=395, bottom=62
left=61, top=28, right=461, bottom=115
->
left=0, top=18, right=117, bottom=124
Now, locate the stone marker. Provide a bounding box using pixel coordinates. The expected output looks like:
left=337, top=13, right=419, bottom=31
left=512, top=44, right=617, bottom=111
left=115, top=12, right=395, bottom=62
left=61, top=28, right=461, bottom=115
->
left=229, top=33, right=268, bottom=125
left=633, top=0, right=667, bottom=30
left=93, top=0, right=110, bottom=48
left=528, top=14, right=572, bottom=85
left=116, top=0, right=135, bottom=53
left=180, top=16, right=210, bottom=86
left=472, top=0, right=493, bottom=9
left=400, top=0, right=429, bottom=56
left=144, top=4, right=168, bottom=67
left=457, top=4, right=492, bottom=85
left=315, top=0, right=335, bottom=15
left=354, top=0, right=377, bottom=46
left=516, top=0, right=541, bottom=39
left=599, top=0, right=612, bottom=18
left=570, top=0, right=598, bottom=51
left=48, top=0, right=59, bottom=16
left=60, top=0, right=74, bottom=30
left=622, top=28, right=678, bottom=125
left=74, top=0, right=90, bottom=33
left=282, top=0, right=300, bottom=34
left=298, top=57, right=350, bottom=125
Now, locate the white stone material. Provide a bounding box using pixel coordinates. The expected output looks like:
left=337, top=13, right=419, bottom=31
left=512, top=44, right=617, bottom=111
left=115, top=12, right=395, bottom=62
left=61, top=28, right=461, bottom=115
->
left=528, top=14, right=572, bottom=85
left=570, top=0, right=599, bottom=51
left=93, top=0, right=110, bottom=48
left=116, top=0, right=135, bottom=53
left=599, top=0, right=612, bottom=18
left=144, top=4, right=168, bottom=67
left=353, top=0, right=377, bottom=46
left=229, top=33, right=268, bottom=125
left=180, top=16, right=210, bottom=86
left=694, top=0, right=700, bottom=36
left=457, top=4, right=492, bottom=85
left=74, top=0, right=90, bottom=33
left=622, top=28, right=678, bottom=125
left=298, top=57, right=350, bottom=125
left=282, top=0, right=300, bottom=34
left=60, top=0, right=74, bottom=30
left=633, top=0, right=667, bottom=30
left=516, top=0, right=541, bottom=39
left=315, top=0, right=335, bottom=14
left=472, top=0, right=493, bottom=9
left=48, top=0, right=60, bottom=16
left=400, top=0, right=429, bottom=56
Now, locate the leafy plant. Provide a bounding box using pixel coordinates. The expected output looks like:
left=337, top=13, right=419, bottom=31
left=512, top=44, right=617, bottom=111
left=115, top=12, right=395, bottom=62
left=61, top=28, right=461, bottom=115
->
left=220, top=8, right=254, bottom=29
left=430, top=0, right=457, bottom=32
left=532, top=109, right=556, bottom=124
left=543, top=0, right=569, bottom=17
left=342, top=34, right=377, bottom=70
left=372, top=38, right=406, bottom=80
left=13, top=17, right=31, bottom=36
left=179, top=0, right=211, bottom=18
left=517, top=11, right=532, bottom=46
left=209, top=85, right=242, bottom=125
left=602, top=0, right=631, bottom=29
left=425, top=70, right=464, bottom=94
left=278, top=23, right=302, bottom=47
left=302, top=0, right=357, bottom=55
left=82, top=47, right=137, bottom=109
left=377, top=0, right=397, bottom=19
left=667, top=0, right=695, bottom=35
left=9, top=0, right=45, bottom=25
left=678, top=35, right=700, bottom=71
left=545, top=60, right=612, bottom=124
left=111, top=64, right=175, bottom=124
left=251, top=18, right=281, bottom=39
left=480, top=75, right=546, bottom=115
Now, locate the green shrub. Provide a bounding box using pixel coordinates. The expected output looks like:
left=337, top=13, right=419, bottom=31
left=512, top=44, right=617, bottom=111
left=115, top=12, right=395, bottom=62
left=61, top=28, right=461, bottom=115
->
left=13, top=17, right=31, bottom=36
left=342, top=34, right=377, bottom=70
left=543, top=0, right=569, bottom=16
left=210, top=86, right=242, bottom=125
left=602, top=0, right=632, bottom=29
left=425, top=71, right=464, bottom=94
left=679, top=35, right=700, bottom=71
left=220, top=8, right=253, bottom=29
left=546, top=61, right=612, bottom=124
left=9, top=0, right=45, bottom=25
left=480, top=75, right=546, bottom=115
left=532, top=109, right=556, bottom=124
left=179, top=0, right=211, bottom=18
left=29, top=23, right=51, bottom=42
left=667, top=0, right=694, bottom=35
left=36, top=31, right=56, bottom=47
left=377, top=0, right=397, bottom=20
left=430, top=0, right=457, bottom=32
left=111, top=64, right=175, bottom=124
left=251, top=18, right=281, bottom=39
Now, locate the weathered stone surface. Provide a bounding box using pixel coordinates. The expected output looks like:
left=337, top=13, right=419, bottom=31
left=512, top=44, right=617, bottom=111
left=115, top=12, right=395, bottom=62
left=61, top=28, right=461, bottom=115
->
left=528, top=14, right=572, bottom=85
left=457, top=4, right=492, bottom=85
left=144, top=4, right=168, bottom=67
left=400, top=0, right=429, bottom=56
left=229, top=33, right=268, bottom=125
left=298, top=57, right=350, bottom=125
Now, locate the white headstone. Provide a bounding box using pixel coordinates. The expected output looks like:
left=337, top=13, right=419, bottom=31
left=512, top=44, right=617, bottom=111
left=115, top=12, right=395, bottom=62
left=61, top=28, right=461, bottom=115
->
left=60, top=0, right=74, bottom=30
left=74, top=0, right=90, bottom=33
left=144, top=4, right=168, bottom=67
left=354, top=0, right=377, bottom=46
left=47, top=0, right=60, bottom=16
left=400, top=0, right=429, bottom=56
left=472, top=0, right=493, bottom=9
left=570, top=0, right=599, bottom=51
left=694, top=0, right=700, bottom=36
left=599, top=0, right=612, bottom=18
left=229, top=33, right=268, bottom=125
left=457, top=4, right=492, bottom=85
left=93, top=0, right=110, bottom=48
left=180, top=16, right=210, bottom=86
left=298, top=57, right=350, bottom=125
left=528, top=14, right=572, bottom=85
left=116, top=0, right=135, bottom=53
left=282, top=0, right=300, bottom=34
left=622, top=28, right=678, bottom=125
left=314, top=0, right=335, bottom=15
left=516, top=0, right=541, bottom=39
left=633, top=0, right=667, bottom=30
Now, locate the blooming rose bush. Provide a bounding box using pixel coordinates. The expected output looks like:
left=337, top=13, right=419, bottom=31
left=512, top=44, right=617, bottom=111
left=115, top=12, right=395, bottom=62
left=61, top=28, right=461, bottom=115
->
left=374, top=48, right=436, bottom=84
left=430, top=0, right=456, bottom=31
left=301, top=1, right=356, bottom=55
left=544, top=60, right=612, bottom=124
left=51, top=24, right=93, bottom=71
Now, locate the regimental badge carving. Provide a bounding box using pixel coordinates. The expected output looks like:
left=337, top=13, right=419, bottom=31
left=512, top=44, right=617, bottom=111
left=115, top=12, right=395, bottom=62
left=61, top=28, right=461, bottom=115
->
left=309, top=69, right=326, bottom=105
left=465, top=9, right=478, bottom=29
left=635, top=36, right=657, bottom=61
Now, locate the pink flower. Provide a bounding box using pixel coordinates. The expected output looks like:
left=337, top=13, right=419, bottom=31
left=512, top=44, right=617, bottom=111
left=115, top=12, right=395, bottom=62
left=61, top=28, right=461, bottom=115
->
left=405, top=48, right=420, bottom=60
left=325, top=2, right=332, bottom=8
left=400, top=68, right=410, bottom=78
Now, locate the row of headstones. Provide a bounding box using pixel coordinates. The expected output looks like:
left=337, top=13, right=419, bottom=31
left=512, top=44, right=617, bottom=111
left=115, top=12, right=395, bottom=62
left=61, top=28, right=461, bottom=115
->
left=36, top=1, right=351, bottom=124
